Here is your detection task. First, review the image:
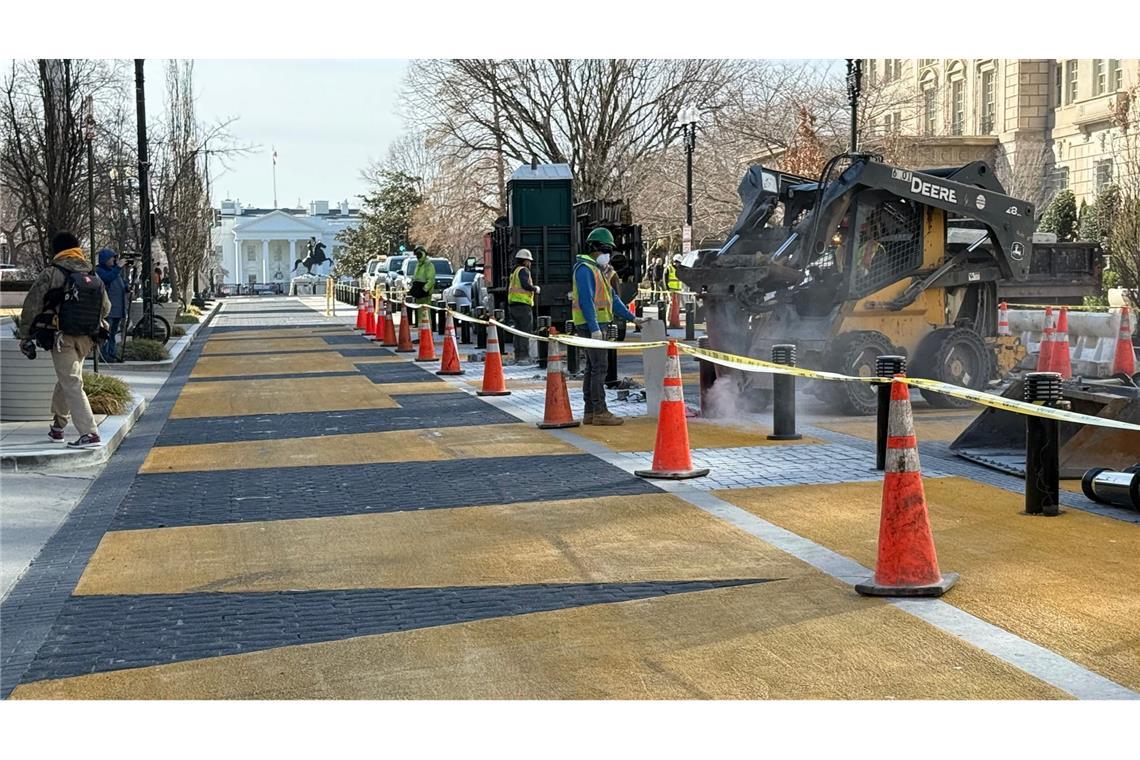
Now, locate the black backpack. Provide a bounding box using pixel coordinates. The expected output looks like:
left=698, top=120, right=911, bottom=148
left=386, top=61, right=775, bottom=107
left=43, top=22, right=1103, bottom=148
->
left=50, top=264, right=105, bottom=337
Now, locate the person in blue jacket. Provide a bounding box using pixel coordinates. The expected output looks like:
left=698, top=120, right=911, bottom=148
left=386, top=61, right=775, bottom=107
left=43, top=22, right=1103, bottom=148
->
left=571, top=228, right=645, bottom=425
left=95, top=248, right=128, bottom=362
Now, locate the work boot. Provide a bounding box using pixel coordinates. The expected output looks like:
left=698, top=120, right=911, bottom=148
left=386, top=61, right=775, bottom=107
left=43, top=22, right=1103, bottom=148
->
left=591, top=411, right=624, bottom=426
left=582, top=412, right=594, bottom=425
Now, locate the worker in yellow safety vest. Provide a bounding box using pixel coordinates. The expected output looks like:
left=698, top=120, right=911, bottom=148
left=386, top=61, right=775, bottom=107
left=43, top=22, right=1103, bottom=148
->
left=409, top=245, right=435, bottom=306
left=665, top=254, right=683, bottom=292
left=571, top=228, right=646, bottom=426
left=507, top=249, right=540, bottom=364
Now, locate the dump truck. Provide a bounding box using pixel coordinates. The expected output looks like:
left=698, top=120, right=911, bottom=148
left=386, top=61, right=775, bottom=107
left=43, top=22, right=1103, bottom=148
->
left=483, top=162, right=644, bottom=325
left=679, top=153, right=1035, bottom=414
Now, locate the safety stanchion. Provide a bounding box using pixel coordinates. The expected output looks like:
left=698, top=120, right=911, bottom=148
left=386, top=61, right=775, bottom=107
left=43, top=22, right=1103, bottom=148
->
left=537, top=326, right=579, bottom=429
left=459, top=305, right=472, bottom=345
left=657, top=299, right=668, bottom=333
left=415, top=305, right=437, bottom=362
left=477, top=321, right=511, bottom=396
left=536, top=316, right=551, bottom=370
left=1024, top=371, right=1062, bottom=517
left=436, top=311, right=464, bottom=375
left=875, top=355, right=907, bottom=471
left=476, top=308, right=488, bottom=349
left=635, top=340, right=709, bottom=480
left=856, top=375, right=958, bottom=597
left=768, top=344, right=802, bottom=441
left=605, top=323, right=619, bottom=387
left=684, top=300, right=696, bottom=342
left=1113, top=306, right=1136, bottom=376
left=697, top=336, right=717, bottom=418
left=396, top=302, right=415, bottom=353
left=564, top=320, right=579, bottom=375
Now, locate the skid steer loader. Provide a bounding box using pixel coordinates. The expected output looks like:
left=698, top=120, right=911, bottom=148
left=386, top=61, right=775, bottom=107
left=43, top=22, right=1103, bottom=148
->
left=679, top=153, right=1034, bottom=415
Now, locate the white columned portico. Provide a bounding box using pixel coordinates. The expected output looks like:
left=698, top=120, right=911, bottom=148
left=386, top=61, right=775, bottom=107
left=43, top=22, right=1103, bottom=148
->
left=290, top=239, right=297, bottom=271
left=262, top=240, right=270, bottom=283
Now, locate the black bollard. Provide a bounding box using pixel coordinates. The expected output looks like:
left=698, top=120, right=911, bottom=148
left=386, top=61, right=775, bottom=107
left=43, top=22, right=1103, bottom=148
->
left=768, top=344, right=802, bottom=441
left=875, top=355, right=907, bottom=471
left=565, top=319, right=579, bottom=375
left=605, top=323, right=619, bottom=387
left=635, top=300, right=644, bottom=333
left=685, top=300, right=696, bottom=342
left=1025, top=372, right=1063, bottom=516
left=459, top=305, right=471, bottom=345
left=537, top=316, right=551, bottom=369
left=657, top=300, right=668, bottom=334
left=698, top=336, right=718, bottom=417
left=476, top=308, right=487, bottom=349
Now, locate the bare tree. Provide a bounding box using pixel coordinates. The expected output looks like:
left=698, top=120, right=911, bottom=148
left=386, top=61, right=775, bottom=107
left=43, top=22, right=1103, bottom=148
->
left=1107, top=85, right=1140, bottom=307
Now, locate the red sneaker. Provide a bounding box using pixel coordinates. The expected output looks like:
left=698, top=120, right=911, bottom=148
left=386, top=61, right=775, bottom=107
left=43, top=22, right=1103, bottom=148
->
left=48, top=425, right=65, bottom=442
left=67, top=433, right=101, bottom=449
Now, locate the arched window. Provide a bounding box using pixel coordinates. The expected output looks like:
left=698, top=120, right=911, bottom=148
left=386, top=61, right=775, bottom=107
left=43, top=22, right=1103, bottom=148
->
left=920, top=70, right=939, bottom=136
left=947, top=61, right=966, bottom=136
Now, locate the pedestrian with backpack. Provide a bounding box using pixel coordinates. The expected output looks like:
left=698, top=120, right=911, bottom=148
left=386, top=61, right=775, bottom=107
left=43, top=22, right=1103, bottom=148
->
left=16, top=232, right=111, bottom=448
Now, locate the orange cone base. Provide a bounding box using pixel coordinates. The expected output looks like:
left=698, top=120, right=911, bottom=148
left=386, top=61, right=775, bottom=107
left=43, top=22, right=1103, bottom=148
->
left=396, top=347, right=415, bottom=353
left=436, top=368, right=465, bottom=376
left=414, top=357, right=437, bottom=362
left=855, top=572, right=958, bottom=598
left=537, top=419, right=580, bottom=429
left=634, top=466, right=710, bottom=480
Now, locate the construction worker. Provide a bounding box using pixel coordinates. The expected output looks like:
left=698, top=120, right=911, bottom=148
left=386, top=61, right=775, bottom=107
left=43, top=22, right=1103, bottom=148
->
left=507, top=249, right=540, bottom=364
left=409, top=244, right=435, bottom=316
left=572, top=228, right=645, bottom=426
left=666, top=254, right=683, bottom=292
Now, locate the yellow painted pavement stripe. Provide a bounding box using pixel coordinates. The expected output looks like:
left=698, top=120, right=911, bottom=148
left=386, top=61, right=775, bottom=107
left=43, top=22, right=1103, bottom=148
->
left=75, top=493, right=803, bottom=594
left=14, top=577, right=1066, bottom=699
left=191, top=352, right=364, bottom=378
left=573, top=415, right=821, bottom=452
left=207, top=328, right=351, bottom=341
left=812, top=409, right=976, bottom=443
left=140, top=423, right=578, bottom=474
left=201, top=338, right=342, bottom=355
left=715, top=477, right=1140, bottom=691
left=171, top=375, right=402, bottom=418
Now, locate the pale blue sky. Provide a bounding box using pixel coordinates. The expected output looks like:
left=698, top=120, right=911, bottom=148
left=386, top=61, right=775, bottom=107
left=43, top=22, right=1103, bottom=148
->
left=162, top=59, right=409, bottom=209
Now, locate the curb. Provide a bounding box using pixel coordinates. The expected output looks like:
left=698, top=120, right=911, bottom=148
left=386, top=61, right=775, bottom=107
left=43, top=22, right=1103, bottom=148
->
left=0, top=391, right=148, bottom=472
left=117, top=302, right=220, bottom=373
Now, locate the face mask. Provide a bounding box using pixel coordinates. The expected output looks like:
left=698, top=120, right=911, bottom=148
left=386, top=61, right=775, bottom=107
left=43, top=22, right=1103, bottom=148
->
left=596, top=254, right=611, bottom=267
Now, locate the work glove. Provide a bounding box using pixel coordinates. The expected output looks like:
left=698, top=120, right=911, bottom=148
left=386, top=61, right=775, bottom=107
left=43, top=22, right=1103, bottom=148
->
left=590, top=330, right=604, bottom=341
left=633, top=317, right=648, bottom=326
left=534, top=285, right=541, bottom=294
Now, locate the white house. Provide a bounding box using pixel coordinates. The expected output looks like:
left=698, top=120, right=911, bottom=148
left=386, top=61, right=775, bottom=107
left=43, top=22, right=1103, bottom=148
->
left=210, top=199, right=362, bottom=286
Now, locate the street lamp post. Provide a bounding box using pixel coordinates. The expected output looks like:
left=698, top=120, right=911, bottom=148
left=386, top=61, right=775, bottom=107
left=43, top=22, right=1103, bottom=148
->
left=135, top=59, right=154, bottom=339
left=676, top=106, right=701, bottom=252
left=84, top=96, right=96, bottom=265
left=846, top=59, right=863, bottom=154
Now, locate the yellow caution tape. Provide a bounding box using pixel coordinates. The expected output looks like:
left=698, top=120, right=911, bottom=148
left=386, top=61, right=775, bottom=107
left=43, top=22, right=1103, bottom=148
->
left=554, top=333, right=669, bottom=352
left=490, top=318, right=552, bottom=343
left=680, top=344, right=1140, bottom=432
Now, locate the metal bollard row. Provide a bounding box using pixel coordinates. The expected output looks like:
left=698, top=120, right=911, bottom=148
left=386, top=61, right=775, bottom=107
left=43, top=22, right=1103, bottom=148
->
left=875, top=355, right=906, bottom=471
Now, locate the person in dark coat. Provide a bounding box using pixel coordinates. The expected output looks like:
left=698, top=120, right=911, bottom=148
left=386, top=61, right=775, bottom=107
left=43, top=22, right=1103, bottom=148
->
left=95, top=248, right=128, bottom=362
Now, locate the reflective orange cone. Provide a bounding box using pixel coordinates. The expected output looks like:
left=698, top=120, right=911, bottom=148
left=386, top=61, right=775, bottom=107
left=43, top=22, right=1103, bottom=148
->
left=856, top=376, right=957, bottom=597
left=635, top=340, right=709, bottom=480
left=381, top=298, right=398, bottom=347
left=1036, top=306, right=1055, bottom=372
left=1053, top=307, right=1072, bottom=379
left=997, top=301, right=1010, bottom=336
left=415, top=305, right=437, bottom=362
left=355, top=292, right=366, bottom=330
left=436, top=311, right=465, bottom=375
left=371, top=296, right=386, bottom=341
left=1113, top=306, right=1136, bottom=376
left=537, top=327, right=579, bottom=429
left=668, top=292, right=682, bottom=329
left=363, top=293, right=377, bottom=337
left=396, top=303, right=415, bottom=353
left=477, top=322, right=511, bottom=396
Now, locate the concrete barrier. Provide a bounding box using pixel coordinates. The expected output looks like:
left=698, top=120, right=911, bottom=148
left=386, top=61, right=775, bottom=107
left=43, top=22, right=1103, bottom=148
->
left=1007, top=309, right=1124, bottom=377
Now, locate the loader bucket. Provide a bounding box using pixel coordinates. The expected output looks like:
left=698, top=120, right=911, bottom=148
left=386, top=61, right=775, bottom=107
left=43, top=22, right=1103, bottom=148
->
left=949, top=379, right=1140, bottom=478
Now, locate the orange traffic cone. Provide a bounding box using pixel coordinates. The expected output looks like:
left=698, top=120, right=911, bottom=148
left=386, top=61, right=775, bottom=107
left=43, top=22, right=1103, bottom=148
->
left=381, top=298, right=398, bottom=347
left=396, top=303, right=415, bottom=353
left=363, top=294, right=377, bottom=337
left=1036, top=306, right=1055, bottom=372
left=436, top=311, right=465, bottom=375
left=354, top=292, right=366, bottom=330
left=856, top=376, right=957, bottom=597
left=997, top=301, right=1010, bottom=336
left=1113, top=306, right=1136, bottom=376
left=476, top=322, right=511, bottom=396
left=1053, top=307, right=1072, bottom=379
left=537, top=327, right=579, bottom=429
left=415, top=305, right=437, bottom=362
left=370, top=296, right=386, bottom=340
left=635, top=340, right=710, bottom=480
left=668, top=292, right=682, bottom=329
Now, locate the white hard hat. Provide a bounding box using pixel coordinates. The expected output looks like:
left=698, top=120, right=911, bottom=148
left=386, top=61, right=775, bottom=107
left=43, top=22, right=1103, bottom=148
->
left=515, top=249, right=533, bottom=261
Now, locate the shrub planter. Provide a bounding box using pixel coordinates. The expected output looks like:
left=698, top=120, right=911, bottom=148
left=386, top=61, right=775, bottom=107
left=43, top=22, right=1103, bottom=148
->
left=1, top=323, right=58, bottom=421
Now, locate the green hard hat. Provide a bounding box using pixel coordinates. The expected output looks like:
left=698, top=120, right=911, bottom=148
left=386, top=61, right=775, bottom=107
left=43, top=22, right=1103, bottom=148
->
left=586, top=228, right=615, bottom=246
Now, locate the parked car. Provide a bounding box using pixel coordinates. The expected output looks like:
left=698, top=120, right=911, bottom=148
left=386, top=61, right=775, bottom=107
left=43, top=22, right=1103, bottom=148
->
left=361, top=257, right=388, bottom=290
left=378, top=255, right=408, bottom=289
left=442, top=261, right=492, bottom=312
left=396, top=257, right=454, bottom=300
